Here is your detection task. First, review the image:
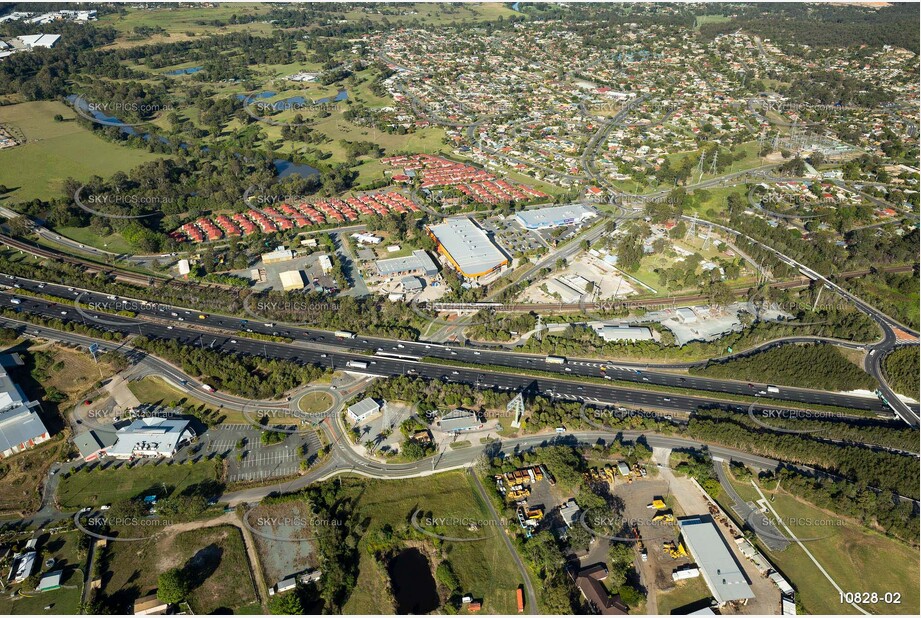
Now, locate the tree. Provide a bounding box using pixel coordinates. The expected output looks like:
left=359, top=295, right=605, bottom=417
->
left=269, top=591, right=304, bottom=614
left=157, top=568, right=189, bottom=604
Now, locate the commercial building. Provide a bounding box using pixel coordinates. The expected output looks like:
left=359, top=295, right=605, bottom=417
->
left=318, top=254, right=333, bottom=274
left=74, top=428, right=118, bottom=461
left=261, top=245, right=295, bottom=264
left=0, top=370, right=50, bottom=458
left=514, top=204, right=597, bottom=230
left=375, top=250, right=438, bottom=278
left=590, top=323, right=654, bottom=342
left=106, top=417, right=195, bottom=460
left=437, top=409, right=483, bottom=433
left=279, top=270, right=305, bottom=291
left=348, top=398, right=382, bottom=423
left=678, top=516, right=754, bottom=606
left=427, top=218, right=508, bottom=279
left=401, top=276, right=424, bottom=292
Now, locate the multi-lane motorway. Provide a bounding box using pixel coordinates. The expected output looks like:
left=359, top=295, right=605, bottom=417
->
left=2, top=274, right=909, bottom=419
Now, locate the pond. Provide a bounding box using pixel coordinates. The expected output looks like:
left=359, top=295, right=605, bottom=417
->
left=387, top=548, right=439, bottom=614
left=165, top=66, right=203, bottom=75
left=273, top=158, right=320, bottom=179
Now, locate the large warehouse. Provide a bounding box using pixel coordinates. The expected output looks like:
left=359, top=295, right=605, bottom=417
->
left=678, top=516, right=754, bottom=606
left=427, top=218, right=508, bottom=279
left=514, top=204, right=597, bottom=230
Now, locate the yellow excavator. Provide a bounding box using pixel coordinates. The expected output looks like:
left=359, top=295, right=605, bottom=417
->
left=663, top=540, right=688, bottom=559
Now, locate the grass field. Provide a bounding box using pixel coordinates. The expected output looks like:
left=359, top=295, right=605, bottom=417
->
left=0, top=530, right=85, bottom=615
left=0, top=435, right=73, bottom=518
left=55, top=225, right=138, bottom=255
left=167, top=525, right=259, bottom=614
left=298, top=391, right=333, bottom=413
left=655, top=576, right=712, bottom=614
left=747, top=483, right=920, bottom=615
left=97, top=522, right=258, bottom=614
left=339, top=471, right=524, bottom=615
left=0, top=101, right=164, bottom=203
left=57, top=459, right=222, bottom=508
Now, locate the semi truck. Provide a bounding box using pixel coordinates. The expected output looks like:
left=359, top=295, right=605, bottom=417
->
left=335, top=330, right=357, bottom=339
left=545, top=355, right=566, bottom=365
left=346, top=360, right=368, bottom=369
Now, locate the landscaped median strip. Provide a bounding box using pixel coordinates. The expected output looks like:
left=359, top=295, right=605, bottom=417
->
left=419, top=356, right=883, bottom=419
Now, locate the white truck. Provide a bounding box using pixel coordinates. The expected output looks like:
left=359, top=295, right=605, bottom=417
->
left=335, top=330, right=357, bottom=339
left=766, top=385, right=780, bottom=394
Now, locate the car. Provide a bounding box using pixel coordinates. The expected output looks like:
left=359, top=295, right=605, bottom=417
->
left=99, top=505, right=111, bottom=511
left=663, top=397, right=671, bottom=402
left=604, top=375, right=612, bottom=380
left=451, top=370, right=459, bottom=375
left=397, top=344, right=405, bottom=349
left=178, top=317, right=184, bottom=321
left=60, top=311, right=67, bottom=315
left=230, top=339, right=237, bottom=344
left=564, top=367, right=572, bottom=372
left=642, top=377, right=649, bottom=381
left=747, top=383, right=754, bottom=389
left=167, top=325, right=174, bottom=330
left=320, top=353, right=327, bottom=358
left=473, top=351, right=480, bottom=355
left=83, top=399, right=92, bottom=405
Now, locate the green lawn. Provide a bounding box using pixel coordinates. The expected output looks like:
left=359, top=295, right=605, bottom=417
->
left=339, top=471, right=525, bottom=615
left=757, top=486, right=920, bottom=615
left=171, top=525, right=259, bottom=614
left=655, top=577, right=712, bottom=614
left=0, top=101, right=164, bottom=204
left=57, top=459, right=222, bottom=508
left=298, top=391, right=333, bottom=413
left=54, top=226, right=137, bottom=255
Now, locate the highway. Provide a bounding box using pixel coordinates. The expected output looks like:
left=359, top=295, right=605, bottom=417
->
left=682, top=217, right=920, bottom=426
left=1, top=274, right=907, bottom=418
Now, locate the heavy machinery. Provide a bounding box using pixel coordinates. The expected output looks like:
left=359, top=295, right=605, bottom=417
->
left=663, top=541, right=688, bottom=559
left=647, top=499, right=667, bottom=510
left=652, top=511, right=676, bottom=524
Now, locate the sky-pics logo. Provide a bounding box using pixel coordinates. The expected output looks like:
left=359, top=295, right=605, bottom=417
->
left=70, top=93, right=178, bottom=129
left=241, top=294, right=341, bottom=327
left=73, top=185, right=166, bottom=220
left=240, top=504, right=342, bottom=543
left=74, top=508, right=174, bottom=543
left=73, top=292, right=145, bottom=330
left=241, top=91, right=345, bottom=128
left=240, top=396, right=334, bottom=436
left=410, top=509, right=505, bottom=542
left=577, top=508, right=677, bottom=543
left=746, top=403, right=850, bottom=436
left=743, top=509, right=839, bottom=544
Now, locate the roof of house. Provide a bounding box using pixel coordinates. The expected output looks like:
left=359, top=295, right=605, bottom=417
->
left=37, top=570, right=63, bottom=590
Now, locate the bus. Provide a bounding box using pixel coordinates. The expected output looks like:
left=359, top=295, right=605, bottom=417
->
left=335, top=330, right=357, bottom=339
left=346, top=360, right=368, bottom=369
left=545, top=356, right=566, bottom=365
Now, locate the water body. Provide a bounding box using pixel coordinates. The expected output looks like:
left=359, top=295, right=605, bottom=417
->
left=387, top=548, right=439, bottom=614
left=240, top=89, right=349, bottom=109
left=165, top=66, right=203, bottom=75
left=273, top=158, right=320, bottom=179
left=67, top=94, right=200, bottom=150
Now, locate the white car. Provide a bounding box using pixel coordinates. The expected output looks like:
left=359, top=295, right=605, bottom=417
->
left=230, top=339, right=237, bottom=344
